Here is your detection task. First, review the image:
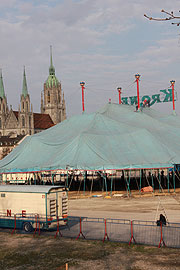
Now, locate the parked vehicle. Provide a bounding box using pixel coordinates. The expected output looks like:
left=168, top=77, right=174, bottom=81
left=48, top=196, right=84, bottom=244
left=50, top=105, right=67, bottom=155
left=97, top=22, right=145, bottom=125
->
left=0, top=185, right=68, bottom=231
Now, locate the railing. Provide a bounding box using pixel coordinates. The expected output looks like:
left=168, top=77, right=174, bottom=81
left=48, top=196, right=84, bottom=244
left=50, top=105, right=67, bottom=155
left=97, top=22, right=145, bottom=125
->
left=1, top=214, right=180, bottom=248
left=56, top=216, right=180, bottom=248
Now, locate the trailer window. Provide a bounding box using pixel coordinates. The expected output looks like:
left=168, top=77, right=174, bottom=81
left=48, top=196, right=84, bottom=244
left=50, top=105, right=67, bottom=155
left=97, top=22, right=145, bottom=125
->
left=1, top=193, right=5, bottom=198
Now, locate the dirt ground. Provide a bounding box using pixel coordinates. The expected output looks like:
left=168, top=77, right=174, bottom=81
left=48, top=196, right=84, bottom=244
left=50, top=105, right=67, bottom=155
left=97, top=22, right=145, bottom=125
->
left=1, top=191, right=180, bottom=269
left=0, top=232, right=180, bottom=270
left=68, top=190, right=180, bottom=223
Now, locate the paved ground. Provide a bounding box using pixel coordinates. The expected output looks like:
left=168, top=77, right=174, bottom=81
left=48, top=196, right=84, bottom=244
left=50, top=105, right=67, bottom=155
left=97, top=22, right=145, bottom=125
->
left=68, top=192, right=180, bottom=223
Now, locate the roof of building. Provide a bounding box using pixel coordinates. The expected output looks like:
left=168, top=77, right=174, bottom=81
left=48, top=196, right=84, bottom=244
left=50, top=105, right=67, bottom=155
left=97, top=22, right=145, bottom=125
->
left=1, top=103, right=180, bottom=173
left=0, top=135, right=25, bottom=146
left=46, top=46, right=59, bottom=88
left=13, top=111, right=18, bottom=120
left=33, top=113, right=54, bottom=129
left=13, top=111, right=54, bottom=130
left=0, top=185, right=65, bottom=194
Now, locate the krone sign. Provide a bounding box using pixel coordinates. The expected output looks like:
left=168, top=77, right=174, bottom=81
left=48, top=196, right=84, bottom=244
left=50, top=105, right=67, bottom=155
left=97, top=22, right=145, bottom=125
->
left=121, top=89, right=177, bottom=107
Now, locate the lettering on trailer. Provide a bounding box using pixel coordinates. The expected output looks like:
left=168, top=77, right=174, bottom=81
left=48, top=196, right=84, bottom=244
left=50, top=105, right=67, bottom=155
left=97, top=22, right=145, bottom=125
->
left=121, top=89, right=177, bottom=106
left=7, top=209, right=26, bottom=217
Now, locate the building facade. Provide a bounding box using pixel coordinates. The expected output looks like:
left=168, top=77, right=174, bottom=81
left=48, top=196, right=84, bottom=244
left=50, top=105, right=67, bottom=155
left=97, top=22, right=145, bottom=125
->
left=0, top=48, right=66, bottom=137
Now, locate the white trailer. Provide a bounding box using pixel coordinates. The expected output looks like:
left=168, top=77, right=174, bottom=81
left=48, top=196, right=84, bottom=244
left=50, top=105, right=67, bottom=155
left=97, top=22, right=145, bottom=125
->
left=0, top=185, right=68, bottom=232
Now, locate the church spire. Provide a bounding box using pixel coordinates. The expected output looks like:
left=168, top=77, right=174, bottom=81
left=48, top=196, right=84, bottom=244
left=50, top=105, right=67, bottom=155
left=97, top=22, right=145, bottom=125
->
left=0, top=69, right=5, bottom=98
left=49, top=45, right=55, bottom=76
left=22, top=66, right=28, bottom=97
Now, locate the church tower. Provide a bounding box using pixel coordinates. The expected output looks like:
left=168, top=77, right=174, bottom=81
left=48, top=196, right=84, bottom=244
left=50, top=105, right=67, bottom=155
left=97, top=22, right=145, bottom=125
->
left=19, top=67, right=34, bottom=135
left=0, top=70, right=8, bottom=136
left=41, top=46, right=66, bottom=124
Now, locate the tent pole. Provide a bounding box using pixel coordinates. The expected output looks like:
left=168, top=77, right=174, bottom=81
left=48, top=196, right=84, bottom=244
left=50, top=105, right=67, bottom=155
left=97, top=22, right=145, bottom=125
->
left=167, top=170, right=170, bottom=193
left=129, top=170, right=131, bottom=196
left=151, top=169, right=154, bottom=193
left=104, top=172, right=108, bottom=196
left=125, top=172, right=128, bottom=197
left=34, top=173, right=36, bottom=185
left=159, top=169, right=161, bottom=193
left=110, top=174, right=113, bottom=197
left=125, top=170, right=130, bottom=197
left=102, top=172, right=104, bottom=193
left=173, top=168, right=176, bottom=193
left=66, top=171, right=69, bottom=190
left=83, top=172, right=86, bottom=195
left=52, top=172, right=54, bottom=185
left=139, top=169, right=141, bottom=194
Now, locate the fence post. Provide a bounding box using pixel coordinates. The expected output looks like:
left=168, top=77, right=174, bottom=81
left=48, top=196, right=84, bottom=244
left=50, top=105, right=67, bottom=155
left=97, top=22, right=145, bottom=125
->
left=158, top=222, right=166, bottom=248
left=55, top=216, right=62, bottom=238
left=129, top=221, right=136, bottom=245
left=38, top=215, right=41, bottom=236
left=103, top=219, right=109, bottom=242
left=11, top=214, right=16, bottom=235
left=33, top=215, right=38, bottom=236
left=76, top=217, right=85, bottom=240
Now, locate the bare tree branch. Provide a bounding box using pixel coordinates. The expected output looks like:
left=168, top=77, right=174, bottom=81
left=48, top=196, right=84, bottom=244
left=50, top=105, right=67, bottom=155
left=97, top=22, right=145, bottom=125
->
left=144, top=9, right=180, bottom=25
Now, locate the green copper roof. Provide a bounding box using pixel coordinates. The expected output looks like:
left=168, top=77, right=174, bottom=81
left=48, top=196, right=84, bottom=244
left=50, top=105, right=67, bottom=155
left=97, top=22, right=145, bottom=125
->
left=22, top=66, right=28, bottom=97
left=46, top=46, right=59, bottom=88
left=0, top=69, right=5, bottom=98
left=49, top=45, right=55, bottom=76
left=46, top=74, right=59, bottom=88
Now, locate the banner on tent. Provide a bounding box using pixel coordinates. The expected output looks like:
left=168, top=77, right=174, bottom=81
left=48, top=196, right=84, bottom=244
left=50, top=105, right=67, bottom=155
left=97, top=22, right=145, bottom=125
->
left=122, top=89, right=177, bottom=107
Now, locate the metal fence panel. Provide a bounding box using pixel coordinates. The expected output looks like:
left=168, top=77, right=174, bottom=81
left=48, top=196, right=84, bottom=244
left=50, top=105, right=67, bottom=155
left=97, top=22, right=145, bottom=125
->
left=163, top=224, right=180, bottom=248
left=81, top=218, right=105, bottom=240
left=132, top=220, right=161, bottom=246
left=106, top=219, right=131, bottom=243
left=60, top=216, right=80, bottom=238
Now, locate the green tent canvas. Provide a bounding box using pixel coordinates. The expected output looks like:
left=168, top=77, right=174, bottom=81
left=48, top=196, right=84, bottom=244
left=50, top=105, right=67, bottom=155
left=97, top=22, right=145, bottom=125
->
left=0, top=103, right=179, bottom=173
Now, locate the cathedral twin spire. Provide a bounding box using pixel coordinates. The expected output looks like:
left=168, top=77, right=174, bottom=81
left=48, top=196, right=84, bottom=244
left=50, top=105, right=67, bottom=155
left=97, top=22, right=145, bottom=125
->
left=0, top=69, right=5, bottom=98
left=1, top=46, right=55, bottom=101
left=0, top=67, right=28, bottom=100
left=22, top=66, right=28, bottom=98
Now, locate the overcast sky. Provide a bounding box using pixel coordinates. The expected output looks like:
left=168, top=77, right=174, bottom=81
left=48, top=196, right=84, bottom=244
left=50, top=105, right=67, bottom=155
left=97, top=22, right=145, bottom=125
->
left=0, top=0, right=180, bottom=117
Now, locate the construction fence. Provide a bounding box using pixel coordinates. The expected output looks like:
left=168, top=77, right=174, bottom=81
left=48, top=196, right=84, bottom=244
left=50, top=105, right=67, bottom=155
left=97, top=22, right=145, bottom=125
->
left=0, top=215, right=180, bottom=248
left=57, top=217, right=180, bottom=248
left=4, top=215, right=180, bottom=248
